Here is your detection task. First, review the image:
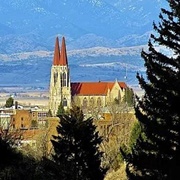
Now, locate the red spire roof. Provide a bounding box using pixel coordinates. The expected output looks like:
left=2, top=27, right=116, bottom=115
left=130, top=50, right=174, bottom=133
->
left=59, top=36, right=68, bottom=66
left=53, top=36, right=61, bottom=65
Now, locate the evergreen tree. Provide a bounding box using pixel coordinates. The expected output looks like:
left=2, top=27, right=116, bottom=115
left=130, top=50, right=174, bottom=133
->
left=123, top=87, right=134, bottom=106
left=51, top=105, right=107, bottom=180
left=56, top=101, right=65, bottom=116
left=122, top=0, right=180, bottom=179
left=5, top=97, right=14, bottom=108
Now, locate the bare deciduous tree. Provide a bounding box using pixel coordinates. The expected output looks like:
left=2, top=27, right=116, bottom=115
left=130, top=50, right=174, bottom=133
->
left=96, top=102, right=136, bottom=171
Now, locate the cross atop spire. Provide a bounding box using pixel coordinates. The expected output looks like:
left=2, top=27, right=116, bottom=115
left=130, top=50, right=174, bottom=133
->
left=53, top=36, right=61, bottom=65
left=59, top=36, right=68, bottom=66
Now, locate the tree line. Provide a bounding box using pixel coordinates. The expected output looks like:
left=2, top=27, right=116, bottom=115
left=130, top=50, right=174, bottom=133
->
left=121, top=0, right=180, bottom=179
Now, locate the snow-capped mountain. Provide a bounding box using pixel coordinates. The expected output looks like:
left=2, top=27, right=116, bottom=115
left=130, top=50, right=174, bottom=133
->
left=0, top=0, right=168, bottom=53
left=0, top=0, right=169, bottom=88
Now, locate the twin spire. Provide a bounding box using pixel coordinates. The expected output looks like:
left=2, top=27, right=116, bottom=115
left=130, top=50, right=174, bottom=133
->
left=53, top=36, right=68, bottom=66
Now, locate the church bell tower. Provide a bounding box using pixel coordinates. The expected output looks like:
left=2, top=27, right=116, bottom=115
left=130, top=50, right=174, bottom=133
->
left=49, top=36, right=71, bottom=116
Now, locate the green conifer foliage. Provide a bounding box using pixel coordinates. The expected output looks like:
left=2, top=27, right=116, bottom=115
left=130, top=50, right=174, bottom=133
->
left=122, top=0, right=180, bottom=179
left=123, top=88, right=134, bottom=106
left=51, top=105, right=107, bottom=180
left=5, top=97, right=14, bottom=108
left=56, top=102, right=65, bottom=116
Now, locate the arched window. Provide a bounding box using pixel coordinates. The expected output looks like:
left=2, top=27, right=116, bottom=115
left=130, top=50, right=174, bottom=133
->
left=89, top=97, right=94, bottom=108
left=60, top=73, right=63, bottom=87
left=63, top=98, right=67, bottom=107
left=82, top=97, right=88, bottom=109
left=97, top=97, right=101, bottom=108
left=63, top=72, right=66, bottom=87
left=54, top=72, right=58, bottom=85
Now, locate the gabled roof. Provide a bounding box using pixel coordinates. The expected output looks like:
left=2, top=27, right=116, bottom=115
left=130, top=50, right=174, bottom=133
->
left=59, top=36, right=68, bottom=66
left=71, top=81, right=127, bottom=96
left=118, top=82, right=127, bottom=89
left=53, top=36, right=61, bottom=65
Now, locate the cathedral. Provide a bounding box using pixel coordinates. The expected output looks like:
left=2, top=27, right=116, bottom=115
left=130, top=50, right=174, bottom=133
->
left=49, top=36, right=127, bottom=116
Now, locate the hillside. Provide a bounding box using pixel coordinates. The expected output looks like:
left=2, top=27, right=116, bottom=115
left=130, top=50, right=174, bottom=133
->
left=0, top=45, right=147, bottom=88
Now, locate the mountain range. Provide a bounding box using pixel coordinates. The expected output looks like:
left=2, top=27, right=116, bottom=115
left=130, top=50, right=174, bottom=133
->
left=0, top=0, right=168, bottom=53
left=0, top=45, right=146, bottom=88
left=0, top=0, right=169, bottom=89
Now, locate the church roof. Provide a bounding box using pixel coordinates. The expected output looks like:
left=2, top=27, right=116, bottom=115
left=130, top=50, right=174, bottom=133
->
left=71, top=82, right=127, bottom=96
left=118, top=82, right=127, bottom=89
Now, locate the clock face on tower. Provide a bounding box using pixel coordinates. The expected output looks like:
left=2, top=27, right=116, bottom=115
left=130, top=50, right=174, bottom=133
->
left=54, top=72, right=58, bottom=85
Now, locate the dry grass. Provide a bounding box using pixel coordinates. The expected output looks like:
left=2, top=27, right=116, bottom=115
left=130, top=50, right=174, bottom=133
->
left=0, top=91, right=49, bottom=107
left=105, top=163, right=127, bottom=180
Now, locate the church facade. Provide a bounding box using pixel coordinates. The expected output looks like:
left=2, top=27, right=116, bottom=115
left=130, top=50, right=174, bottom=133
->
left=49, top=36, right=127, bottom=116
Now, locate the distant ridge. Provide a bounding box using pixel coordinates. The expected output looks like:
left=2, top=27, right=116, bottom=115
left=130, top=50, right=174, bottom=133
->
left=0, top=0, right=168, bottom=54
left=0, top=45, right=147, bottom=61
